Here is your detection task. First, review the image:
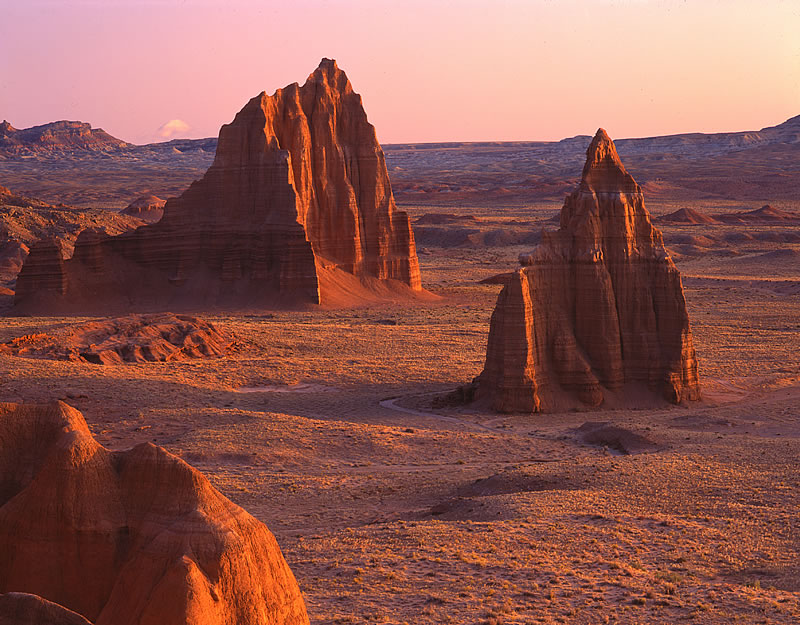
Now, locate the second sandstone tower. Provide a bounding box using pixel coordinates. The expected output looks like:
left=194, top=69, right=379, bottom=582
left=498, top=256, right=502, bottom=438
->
left=476, top=129, right=700, bottom=412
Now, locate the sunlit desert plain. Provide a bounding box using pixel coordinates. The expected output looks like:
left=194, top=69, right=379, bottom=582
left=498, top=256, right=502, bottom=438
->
left=1, top=65, right=799, bottom=624
left=2, top=200, right=799, bottom=623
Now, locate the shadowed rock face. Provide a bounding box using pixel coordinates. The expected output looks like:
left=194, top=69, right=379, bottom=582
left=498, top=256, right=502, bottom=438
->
left=0, top=593, right=93, bottom=625
left=14, top=59, right=421, bottom=313
left=476, top=129, right=700, bottom=413
left=0, top=402, right=310, bottom=625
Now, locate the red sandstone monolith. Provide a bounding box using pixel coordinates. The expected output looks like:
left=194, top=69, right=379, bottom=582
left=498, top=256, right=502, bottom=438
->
left=476, top=129, right=700, bottom=412
left=14, top=59, right=421, bottom=313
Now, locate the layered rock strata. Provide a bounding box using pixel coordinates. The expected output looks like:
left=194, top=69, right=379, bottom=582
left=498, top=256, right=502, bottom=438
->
left=476, top=129, right=700, bottom=412
left=0, top=401, right=310, bottom=625
left=14, top=59, right=420, bottom=312
left=0, top=189, right=143, bottom=286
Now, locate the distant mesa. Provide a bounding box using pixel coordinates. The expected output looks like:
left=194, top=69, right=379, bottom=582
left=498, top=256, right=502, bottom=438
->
left=0, top=401, right=310, bottom=625
left=0, top=313, right=233, bottom=364
left=474, top=129, right=700, bottom=413
left=120, top=194, right=166, bottom=222
left=0, top=120, right=128, bottom=155
left=13, top=59, right=423, bottom=313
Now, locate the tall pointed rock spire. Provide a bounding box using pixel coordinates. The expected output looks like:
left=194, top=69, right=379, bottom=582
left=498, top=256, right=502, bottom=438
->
left=476, top=129, right=700, bottom=413
left=579, top=128, right=639, bottom=193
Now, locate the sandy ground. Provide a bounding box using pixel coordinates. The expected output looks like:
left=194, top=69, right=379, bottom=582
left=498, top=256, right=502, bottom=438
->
left=1, top=199, right=799, bottom=624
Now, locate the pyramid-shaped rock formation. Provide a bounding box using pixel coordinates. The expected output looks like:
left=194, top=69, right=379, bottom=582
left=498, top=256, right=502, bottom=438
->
left=0, top=401, right=310, bottom=625
left=476, top=129, right=700, bottom=412
left=14, top=59, right=421, bottom=312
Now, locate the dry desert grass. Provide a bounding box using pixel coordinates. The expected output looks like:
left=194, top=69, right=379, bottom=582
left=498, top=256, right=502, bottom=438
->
left=1, top=199, right=798, bottom=624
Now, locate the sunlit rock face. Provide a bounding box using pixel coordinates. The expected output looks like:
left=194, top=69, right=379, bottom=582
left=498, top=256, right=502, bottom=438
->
left=0, top=401, right=310, bottom=625
left=476, top=129, right=700, bottom=413
left=13, top=59, right=420, bottom=313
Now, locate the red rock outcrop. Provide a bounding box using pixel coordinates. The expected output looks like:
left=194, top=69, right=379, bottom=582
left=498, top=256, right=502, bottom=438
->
left=13, top=59, right=421, bottom=313
left=476, top=129, right=700, bottom=413
left=0, top=401, right=310, bottom=625
left=13, top=238, right=66, bottom=297
left=0, top=313, right=234, bottom=364
left=0, top=190, right=143, bottom=285
left=120, top=195, right=166, bottom=222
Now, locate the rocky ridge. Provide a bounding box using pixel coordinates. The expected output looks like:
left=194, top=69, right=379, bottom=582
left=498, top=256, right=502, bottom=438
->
left=0, top=313, right=233, bottom=364
left=0, top=121, right=127, bottom=156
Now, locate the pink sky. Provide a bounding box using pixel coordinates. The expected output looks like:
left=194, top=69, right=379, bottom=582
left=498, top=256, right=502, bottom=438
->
left=1, top=0, right=798, bottom=145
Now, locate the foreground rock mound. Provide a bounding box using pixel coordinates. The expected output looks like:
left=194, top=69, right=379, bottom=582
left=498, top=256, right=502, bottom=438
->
left=0, top=313, right=232, bottom=363
left=14, top=59, right=421, bottom=313
left=476, top=129, right=700, bottom=412
left=0, top=593, right=93, bottom=625
left=576, top=422, right=660, bottom=455
left=0, top=401, right=310, bottom=625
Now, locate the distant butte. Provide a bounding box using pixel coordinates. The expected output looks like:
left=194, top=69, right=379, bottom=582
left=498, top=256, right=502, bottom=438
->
left=13, top=59, right=423, bottom=313
left=475, top=129, right=701, bottom=413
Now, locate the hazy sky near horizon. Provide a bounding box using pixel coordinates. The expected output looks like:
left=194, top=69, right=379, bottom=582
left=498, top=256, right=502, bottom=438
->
left=1, top=0, right=798, bottom=145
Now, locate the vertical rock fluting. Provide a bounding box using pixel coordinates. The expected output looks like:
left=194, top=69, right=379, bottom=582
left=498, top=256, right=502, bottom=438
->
left=477, top=129, right=700, bottom=412
left=13, top=238, right=66, bottom=300
left=0, top=401, right=310, bottom=625
left=13, top=59, right=420, bottom=313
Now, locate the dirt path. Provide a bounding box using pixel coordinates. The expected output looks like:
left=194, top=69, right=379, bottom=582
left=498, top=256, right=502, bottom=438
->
left=379, top=392, right=499, bottom=433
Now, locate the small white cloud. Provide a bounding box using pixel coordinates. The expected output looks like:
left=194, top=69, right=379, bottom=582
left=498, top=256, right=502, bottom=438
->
left=157, top=119, right=191, bottom=139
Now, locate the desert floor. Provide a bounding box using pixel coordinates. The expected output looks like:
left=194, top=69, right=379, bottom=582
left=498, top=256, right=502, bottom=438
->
left=1, top=199, right=798, bottom=624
